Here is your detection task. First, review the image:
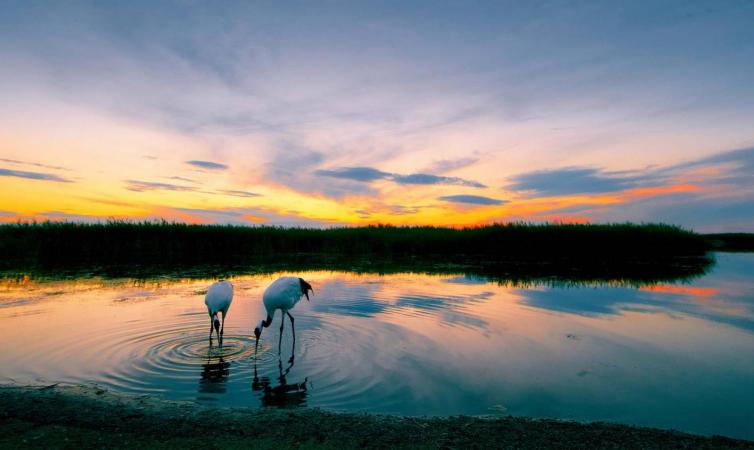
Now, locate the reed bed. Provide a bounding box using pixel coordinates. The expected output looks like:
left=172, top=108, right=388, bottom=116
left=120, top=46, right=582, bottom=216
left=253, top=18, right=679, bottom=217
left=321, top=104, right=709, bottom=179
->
left=0, top=221, right=710, bottom=268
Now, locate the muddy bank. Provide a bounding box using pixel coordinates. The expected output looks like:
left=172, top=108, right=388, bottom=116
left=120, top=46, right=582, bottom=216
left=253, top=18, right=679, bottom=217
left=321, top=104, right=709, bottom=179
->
left=0, top=385, right=751, bottom=449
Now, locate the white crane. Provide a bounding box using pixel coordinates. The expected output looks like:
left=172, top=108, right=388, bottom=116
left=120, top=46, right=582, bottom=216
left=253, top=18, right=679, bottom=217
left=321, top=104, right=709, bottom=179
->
left=205, top=280, right=233, bottom=343
left=254, top=276, right=313, bottom=354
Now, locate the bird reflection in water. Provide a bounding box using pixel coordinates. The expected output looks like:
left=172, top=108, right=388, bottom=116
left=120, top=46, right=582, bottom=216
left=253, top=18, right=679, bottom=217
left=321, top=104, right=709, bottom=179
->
left=253, top=344, right=308, bottom=407
left=198, top=344, right=230, bottom=395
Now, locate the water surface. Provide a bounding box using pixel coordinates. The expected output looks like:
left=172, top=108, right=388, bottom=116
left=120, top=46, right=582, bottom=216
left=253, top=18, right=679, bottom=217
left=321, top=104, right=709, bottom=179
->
left=1, top=253, right=753, bottom=439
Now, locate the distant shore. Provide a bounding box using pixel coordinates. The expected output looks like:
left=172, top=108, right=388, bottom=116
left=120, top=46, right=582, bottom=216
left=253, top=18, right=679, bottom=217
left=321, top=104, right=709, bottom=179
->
left=1, top=222, right=738, bottom=283
left=0, top=222, right=714, bottom=266
left=0, top=384, right=751, bottom=449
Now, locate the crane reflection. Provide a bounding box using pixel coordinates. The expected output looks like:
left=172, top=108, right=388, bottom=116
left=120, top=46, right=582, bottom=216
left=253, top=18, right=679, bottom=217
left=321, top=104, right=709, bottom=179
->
left=252, top=341, right=308, bottom=407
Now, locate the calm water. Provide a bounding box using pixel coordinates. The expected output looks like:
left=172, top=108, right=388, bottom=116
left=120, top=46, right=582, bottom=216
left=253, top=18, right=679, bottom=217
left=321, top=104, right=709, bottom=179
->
left=1, top=253, right=753, bottom=439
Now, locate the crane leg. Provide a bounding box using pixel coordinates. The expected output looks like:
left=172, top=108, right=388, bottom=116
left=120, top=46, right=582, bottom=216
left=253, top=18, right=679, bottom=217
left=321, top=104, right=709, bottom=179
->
left=278, top=311, right=285, bottom=354
left=287, top=312, right=296, bottom=363
left=209, top=319, right=214, bottom=342
left=286, top=312, right=295, bottom=342
left=220, top=311, right=226, bottom=336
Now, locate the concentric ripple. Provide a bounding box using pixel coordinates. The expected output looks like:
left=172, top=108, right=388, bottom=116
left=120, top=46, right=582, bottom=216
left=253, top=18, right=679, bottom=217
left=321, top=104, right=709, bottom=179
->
left=103, top=316, right=255, bottom=398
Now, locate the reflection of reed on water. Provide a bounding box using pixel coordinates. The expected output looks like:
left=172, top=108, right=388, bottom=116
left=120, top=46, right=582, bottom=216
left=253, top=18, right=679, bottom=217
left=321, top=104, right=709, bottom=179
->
left=1, top=253, right=715, bottom=290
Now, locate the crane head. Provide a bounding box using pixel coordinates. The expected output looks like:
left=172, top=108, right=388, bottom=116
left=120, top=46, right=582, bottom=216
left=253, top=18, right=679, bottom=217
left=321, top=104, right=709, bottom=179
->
left=213, top=314, right=221, bottom=335
left=254, top=315, right=273, bottom=343
left=299, top=278, right=314, bottom=301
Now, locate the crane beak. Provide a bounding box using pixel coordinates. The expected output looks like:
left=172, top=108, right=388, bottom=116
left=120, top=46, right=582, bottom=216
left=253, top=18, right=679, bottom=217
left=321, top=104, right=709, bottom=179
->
left=253, top=327, right=261, bottom=354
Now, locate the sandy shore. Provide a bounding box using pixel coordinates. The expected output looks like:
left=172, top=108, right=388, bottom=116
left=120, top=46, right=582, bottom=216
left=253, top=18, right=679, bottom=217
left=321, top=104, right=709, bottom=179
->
left=0, top=384, right=751, bottom=449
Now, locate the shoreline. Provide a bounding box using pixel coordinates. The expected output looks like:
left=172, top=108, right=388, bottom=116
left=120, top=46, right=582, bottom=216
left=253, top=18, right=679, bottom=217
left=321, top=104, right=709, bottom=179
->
left=1, top=384, right=751, bottom=449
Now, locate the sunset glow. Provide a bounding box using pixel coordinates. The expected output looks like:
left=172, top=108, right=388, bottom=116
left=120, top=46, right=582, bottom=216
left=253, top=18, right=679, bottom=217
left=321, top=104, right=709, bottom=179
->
left=1, top=2, right=753, bottom=231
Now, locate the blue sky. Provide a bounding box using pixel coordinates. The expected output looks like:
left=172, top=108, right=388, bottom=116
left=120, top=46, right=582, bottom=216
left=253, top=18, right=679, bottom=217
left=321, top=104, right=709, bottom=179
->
left=1, top=1, right=753, bottom=230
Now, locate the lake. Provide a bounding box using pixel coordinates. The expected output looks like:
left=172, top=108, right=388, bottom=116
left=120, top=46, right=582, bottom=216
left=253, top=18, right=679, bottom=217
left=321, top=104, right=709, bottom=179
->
left=1, top=253, right=753, bottom=439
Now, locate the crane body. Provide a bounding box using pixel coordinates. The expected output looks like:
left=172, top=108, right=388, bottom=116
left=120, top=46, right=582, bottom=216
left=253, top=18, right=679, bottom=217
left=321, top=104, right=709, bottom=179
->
left=255, top=276, right=313, bottom=354
left=205, top=280, right=233, bottom=342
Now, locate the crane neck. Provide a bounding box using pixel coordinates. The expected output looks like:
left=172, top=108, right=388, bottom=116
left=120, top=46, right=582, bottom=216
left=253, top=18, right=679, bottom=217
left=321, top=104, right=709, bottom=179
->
left=260, top=315, right=273, bottom=328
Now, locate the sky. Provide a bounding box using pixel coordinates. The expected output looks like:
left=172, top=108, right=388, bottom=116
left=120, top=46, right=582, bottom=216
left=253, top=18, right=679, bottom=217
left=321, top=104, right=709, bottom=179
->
left=1, top=0, right=753, bottom=231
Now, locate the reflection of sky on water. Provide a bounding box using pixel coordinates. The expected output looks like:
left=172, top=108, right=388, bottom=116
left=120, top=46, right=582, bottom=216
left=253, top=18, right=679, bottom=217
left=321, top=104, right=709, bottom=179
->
left=518, top=253, right=754, bottom=333
left=0, top=254, right=753, bottom=439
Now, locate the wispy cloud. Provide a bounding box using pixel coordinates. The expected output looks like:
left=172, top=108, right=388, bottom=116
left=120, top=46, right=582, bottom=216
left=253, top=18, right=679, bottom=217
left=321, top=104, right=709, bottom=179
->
left=316, top=167, right=389, bottom=182
left=670, top=147, right=754, bottom=173
left=502, top=147, right=754, bottom=232
left=424, top=156, right=479, bottom=173
left=166, top=176, right=198, bottom=184
left=0, top=158, right=69, bottom=171
left=218, top=189, right=261, bottom=198
left=507, top=167, right=650, bottom=196
left=582, top=192, right=754, bottom=233
left=0, top=168, right=72, bottom=183
left=388, top=205, right=421, bottom=215
left=664, top=147, right=754, bottom=187
left=507, top=147, right=754, bottom=204
left=438, top=194, right=505, bottom=205
left=353, top=204, right=428, bottom=218
left=125, top=180, right=197, bottom=192
left=394, top=173, right=485, bottom=188
left=186, top=160, right=228, bottom=170
left=316, top=166, right=485, bottom=188
left=125, top=179, right=261, bottom=199
left=507, top=148, right=754, bottom=200
left=263, top=144, right=348, bottom=195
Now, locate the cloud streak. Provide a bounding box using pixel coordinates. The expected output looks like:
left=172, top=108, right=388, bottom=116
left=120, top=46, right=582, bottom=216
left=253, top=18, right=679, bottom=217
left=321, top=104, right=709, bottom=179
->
left=663, top=147, right=754, bottom=188
left=125, top=180, right=197, bottom=192
left=167, top=176, right=198, bottom=184
left=186, top=160, right=228, bottom=170
left=507, top=148, right=754, bottom=200
left=507, top=167, right=651, bottom=196
left=425, top=157, right=479, bottom=174
left=125, top=180, right=262, bottom=199
left=218, top=189, right=260, bottom=198
left=0, top=158, right=68, bottom=171
left=438, top=194, right=505, bottom=205
left=0, top=168, right=71, bottom=183
left=501, top=147, right=754, bottom=231
left=316, top=166, right=485, bottom=188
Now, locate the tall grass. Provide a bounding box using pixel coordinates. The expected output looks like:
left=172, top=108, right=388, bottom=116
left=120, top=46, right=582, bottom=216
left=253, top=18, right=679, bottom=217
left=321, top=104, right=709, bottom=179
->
left=0, top=221, right=716, bottom=284
left=0, top=221, right=709, bottom=265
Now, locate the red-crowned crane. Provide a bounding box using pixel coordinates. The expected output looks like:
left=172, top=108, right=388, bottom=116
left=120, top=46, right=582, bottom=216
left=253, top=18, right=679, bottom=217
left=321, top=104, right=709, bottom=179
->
left=205, top=280, right=233, bottom=344
left=254, top=276, right=313, bottom=355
